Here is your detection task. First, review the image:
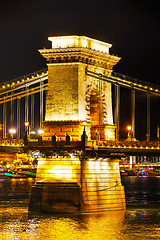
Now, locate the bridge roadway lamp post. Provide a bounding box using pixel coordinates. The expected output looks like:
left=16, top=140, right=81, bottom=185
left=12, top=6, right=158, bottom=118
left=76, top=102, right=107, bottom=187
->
left=127, top=125, right=132, bottom=140
left=24, top=121, right=30, bottom=138
left=9, top=128, right=16, bottom=139
left=81, top=121, right=86, bottom=151
left=30, top=131, right=36, bottom=138
left=38, top=129, right=44, bottom=146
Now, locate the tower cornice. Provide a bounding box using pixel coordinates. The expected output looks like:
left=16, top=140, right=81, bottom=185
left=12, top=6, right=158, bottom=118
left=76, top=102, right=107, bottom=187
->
left=39, top=47, right=120, bottom=69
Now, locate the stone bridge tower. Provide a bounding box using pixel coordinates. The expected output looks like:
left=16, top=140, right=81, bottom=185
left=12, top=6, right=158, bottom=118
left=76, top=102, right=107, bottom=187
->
left=39, top=36, right=120, bottom=142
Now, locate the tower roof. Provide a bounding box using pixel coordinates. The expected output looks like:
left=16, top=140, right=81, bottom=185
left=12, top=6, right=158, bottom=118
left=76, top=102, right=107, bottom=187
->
left=48, top=35, right=112, bottom=55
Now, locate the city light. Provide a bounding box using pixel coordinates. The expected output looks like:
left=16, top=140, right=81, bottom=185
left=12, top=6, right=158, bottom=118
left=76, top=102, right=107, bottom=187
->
left=83, top=121, right=86, bottom=126
left=24, top=121, right=29, bottom=127
left=38, top=129, right=44, bottom=135
left=9, top=128, right=16, bottom=134
left=127, top=125, right=132, bottom=131
left=30, top=131, right=36, bottom=135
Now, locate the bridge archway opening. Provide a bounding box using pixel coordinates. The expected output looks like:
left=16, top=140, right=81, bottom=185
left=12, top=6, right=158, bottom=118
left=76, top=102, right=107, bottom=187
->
left=90, top=90, right=100, bottom=126
left=89, top=89, right=105, bottom=140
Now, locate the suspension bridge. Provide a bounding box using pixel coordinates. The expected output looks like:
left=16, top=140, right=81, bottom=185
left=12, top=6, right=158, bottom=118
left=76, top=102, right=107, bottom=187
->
left=0, top=35, right=160, bottom=213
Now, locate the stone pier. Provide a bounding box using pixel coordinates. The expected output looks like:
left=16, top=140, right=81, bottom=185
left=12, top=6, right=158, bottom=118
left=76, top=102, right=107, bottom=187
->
left=29, top=154, right=126, bottom=213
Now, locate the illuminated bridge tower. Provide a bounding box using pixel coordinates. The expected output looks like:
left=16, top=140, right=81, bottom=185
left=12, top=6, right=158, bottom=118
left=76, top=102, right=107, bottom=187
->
left=39, top=36, right=120, bottom=142
left=29, top=36, right=126, bottom=214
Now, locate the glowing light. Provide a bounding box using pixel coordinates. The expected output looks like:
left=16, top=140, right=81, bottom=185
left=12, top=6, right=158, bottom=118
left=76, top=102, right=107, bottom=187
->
left=2, top=86, right=5, bottom=88
left=83, top=121, right=86, bottom=126
left=47, top=165, right=73, bottom=180
left=30, top=131, right=36, bottom=135
left=127, top=125, right=132, bottom=131
left=38, top=129, right=44, bottom=135
left=7, top=84, right=10, bottom=87
left=24, top=121, right=29, bottom=127
left=9, top=128, right=16, bottom=134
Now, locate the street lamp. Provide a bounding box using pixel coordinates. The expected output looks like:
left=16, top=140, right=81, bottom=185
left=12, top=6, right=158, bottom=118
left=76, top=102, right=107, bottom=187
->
left=30, top=131, right=36, bottom=135
left=127, top=125, right=132, bottom=140
left=83, top=121, right=86, bottom=131
left=9, top=128, right=16, bottom=138
left=81, top=121, right=87, bottom=151
left=24, top=121, right=29, bottom=127
left=24, top=121, right=30, bottom=137
left=38, top=129, right=44, bottom=135
left=127, top=125, right=132, bottom=131
left=38, top=129, right=44, bottom=146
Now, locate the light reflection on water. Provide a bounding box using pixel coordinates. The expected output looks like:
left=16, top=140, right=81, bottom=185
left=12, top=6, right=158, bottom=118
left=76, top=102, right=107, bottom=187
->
left=0, top=177, right=159, bottom=240
left=0, top=203, right=160, bottom=240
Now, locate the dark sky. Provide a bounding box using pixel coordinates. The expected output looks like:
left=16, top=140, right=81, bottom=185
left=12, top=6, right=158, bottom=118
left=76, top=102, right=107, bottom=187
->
left=0, top=0, right=159, bottom=140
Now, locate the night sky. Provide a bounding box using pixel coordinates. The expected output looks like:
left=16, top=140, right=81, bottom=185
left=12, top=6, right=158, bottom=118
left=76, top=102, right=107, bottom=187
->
left=0, top=0, right=159, bottom=140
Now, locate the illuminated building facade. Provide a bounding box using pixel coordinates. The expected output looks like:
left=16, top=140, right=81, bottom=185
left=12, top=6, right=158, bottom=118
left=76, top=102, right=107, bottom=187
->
left=39, top=36, right=120, bottom=141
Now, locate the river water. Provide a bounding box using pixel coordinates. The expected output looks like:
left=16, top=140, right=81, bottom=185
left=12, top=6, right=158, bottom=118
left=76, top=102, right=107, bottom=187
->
left=0, top=176, right=159, bottom=240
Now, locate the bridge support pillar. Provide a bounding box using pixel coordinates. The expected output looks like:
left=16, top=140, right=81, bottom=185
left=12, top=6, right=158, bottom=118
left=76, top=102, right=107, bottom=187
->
left=116, top=85, right=120, bottom=140
left=31, top=92, right=34, bottom=134
left=17, top=98, right=21, bottom=139
left=147, top=94, right=150, bottom=142
left=129, top=156, right=136, bottom=169
left=40, top=80, right=44, bottom=129
left=99, top=76, right=103, bottom=140
left=3, top=100, right=6, bottom=138
left=25, top=85, right=29, bottom=123
left=131, top=89, right=135, bottom=139
left=10, top=93, right=14, bottom=130
left=29, top=155, right=126, bottom=213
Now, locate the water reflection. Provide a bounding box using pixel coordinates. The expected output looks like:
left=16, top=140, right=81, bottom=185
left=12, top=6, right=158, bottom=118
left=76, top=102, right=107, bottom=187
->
left=0, top=207, right=126, bottom=240
left=0, top=177, right=160, bottom=239
left=121, top=176, right=160, bottom=206
left=0, top=205, right=160, bottom=240
left=34, top=211, right=125, bottom=240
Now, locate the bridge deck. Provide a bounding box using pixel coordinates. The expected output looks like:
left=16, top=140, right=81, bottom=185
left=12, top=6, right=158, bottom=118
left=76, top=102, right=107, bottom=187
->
left=0, top=139, right=159, bottom=156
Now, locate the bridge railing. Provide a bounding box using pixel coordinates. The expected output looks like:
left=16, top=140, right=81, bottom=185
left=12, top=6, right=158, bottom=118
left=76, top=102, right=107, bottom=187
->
left=0, top=139, right=24, bottom=147
left=103, top=140, right=160, bottom=149
left=112, top=72, right=159, bottom=90
left=0, top=68, right=48, bottom=89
